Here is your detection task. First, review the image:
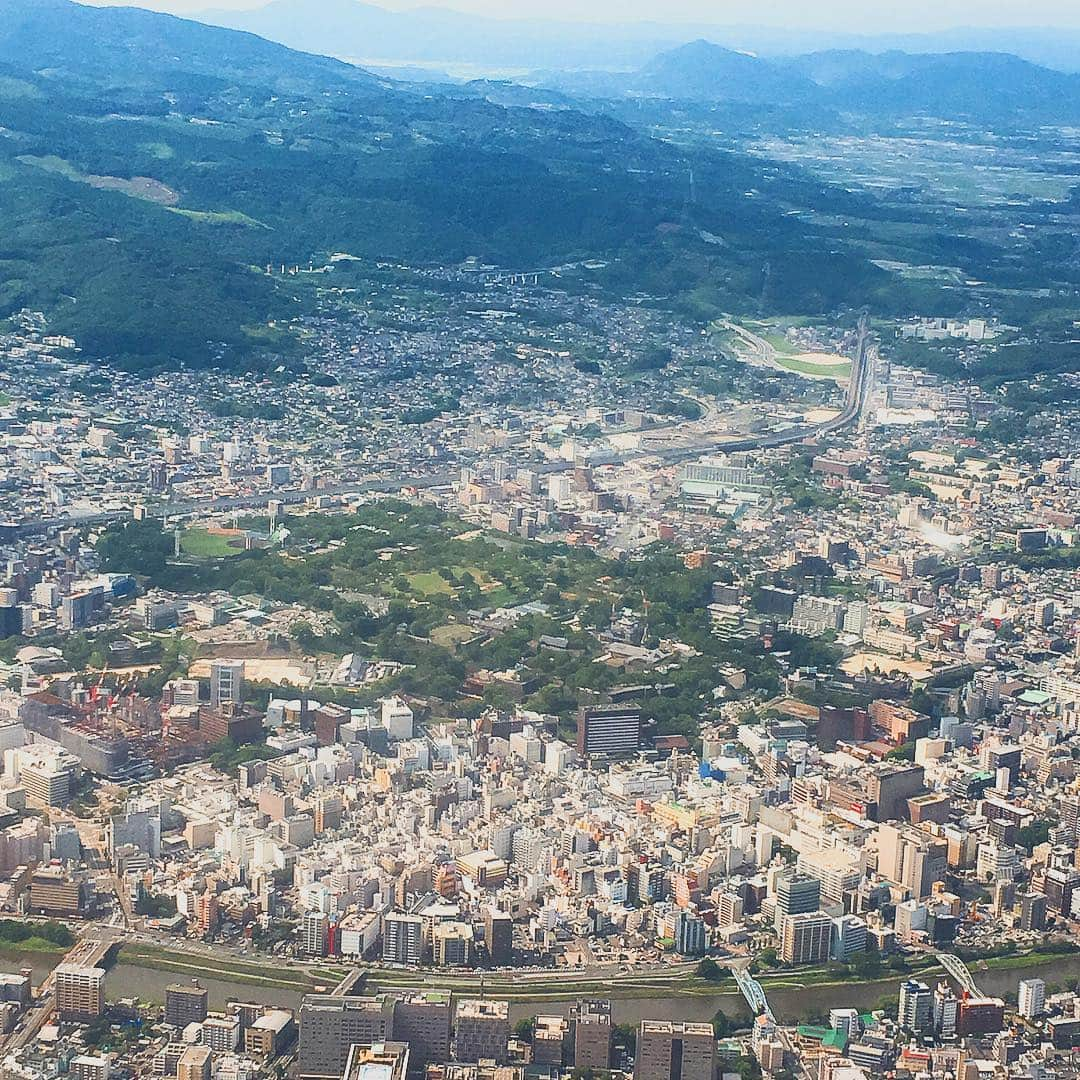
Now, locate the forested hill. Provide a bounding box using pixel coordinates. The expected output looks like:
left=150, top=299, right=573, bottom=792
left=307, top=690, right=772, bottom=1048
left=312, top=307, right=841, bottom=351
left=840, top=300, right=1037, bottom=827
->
left=0, top=1, right=918, bottom=371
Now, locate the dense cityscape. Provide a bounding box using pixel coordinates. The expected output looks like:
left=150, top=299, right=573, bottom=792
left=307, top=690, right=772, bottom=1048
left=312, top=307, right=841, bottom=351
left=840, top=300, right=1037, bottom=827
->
left=1, top=1, right=1080, bottom=1080
left=0, top=269, right=1077, bottom=1080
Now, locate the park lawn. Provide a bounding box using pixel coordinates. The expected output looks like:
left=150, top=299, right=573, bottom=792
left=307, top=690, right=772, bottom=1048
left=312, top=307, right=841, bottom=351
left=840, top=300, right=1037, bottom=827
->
left=0, top=935, right=69, bottom=954
left=180, top=528, right=244, bottom=558
left=774, top=355, right=852, bottom=378
left=431, top=624, right=478, bottom=647
left=406, top=566, right=500, bottom=597
left=406, top=571, right=456, bottom=596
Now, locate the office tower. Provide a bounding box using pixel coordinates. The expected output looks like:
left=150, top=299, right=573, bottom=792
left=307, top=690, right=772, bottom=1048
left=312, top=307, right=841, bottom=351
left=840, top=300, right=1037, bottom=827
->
left=393, top=993, right=452, bottom=1071
left=933, top=982, right=958, bottom=1039
left=532, top=1016, right=570, bottom=1066
left=976, top=841, right=1020, bottom=883
left=868, top=765, right=926, bottom=822
left=297, top=995, right=396, bottom=1079
left=165, top=981, right=209, bottom=1027
left=433, top=922, right=473, bottom=967
left=576, top=704, right=642, bottom=758
left=899, top=980, right=933, bottom=1032
left=1019, top=892, right=1047, bottom=931
left=831, top=915, right=868, bottom=961
left=1043, top=867, right=1080, bottom=915
left=177, top=1045, right=212, bottom=1080
left=195, top=891, right=219, bottom=936
left=876, top=824, right=947, bottom=899
left=55, top=965, right=105, bottom=1020
left=773, top=871, right=821, bottom=929
left=1018, top=979, right=1046, bottom=1019
left=957, top=997, right=1005, bottom=1036
left=21, top=760, right=71, bottom=808
left=778, top=912, right=832, bottom=965
left=202, top=1016, right=241, bottom=1052
left=717, top=893, right=744, bottom=927
left=302, top=910, right=329, bottom=958
left=314, top=792, right=344, bottom=835
left=797, top=848, right=864, bottom=905
left=484, top=908, right=513, bottom=966
left=383, top=912, right=424, bottom=966
left=453, top=999, right=510, bottom=1064
left=571, top=1000, right=612, bottom=1071
left=829, top=1009, right=861, bottom=1040
left=381, top=696, right=414, bottom=740
left=210, top=660, right=244, bottom=708
left=634, top=1021, right=716, bottom=1080
left=29, top=866, right=84, bottom=917
left=674, top=910, right=707, bottom=957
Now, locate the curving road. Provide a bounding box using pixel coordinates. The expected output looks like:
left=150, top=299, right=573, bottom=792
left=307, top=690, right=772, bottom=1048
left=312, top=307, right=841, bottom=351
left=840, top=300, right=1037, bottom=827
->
left=15, top=320, right=874, bottom=537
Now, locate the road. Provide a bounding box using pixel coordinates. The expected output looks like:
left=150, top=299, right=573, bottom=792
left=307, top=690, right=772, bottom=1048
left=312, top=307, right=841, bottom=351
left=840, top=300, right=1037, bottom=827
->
left=15, top=322, right=875, bottom=537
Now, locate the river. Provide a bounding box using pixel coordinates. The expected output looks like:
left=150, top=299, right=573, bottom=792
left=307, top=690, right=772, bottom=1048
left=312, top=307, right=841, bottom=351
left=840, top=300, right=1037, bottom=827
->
left=6, top=949, right=1080, bottom=1026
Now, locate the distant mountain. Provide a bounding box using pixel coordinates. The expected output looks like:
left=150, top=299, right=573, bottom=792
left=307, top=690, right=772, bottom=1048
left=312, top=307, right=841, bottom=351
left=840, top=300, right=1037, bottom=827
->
left=793, top=50, right=1080, bottom=123
left=635, top=40, right=821, bottom=105
left=634, top=41, right=803, bottom=104
left=191, top=0, right=1080, bottom=75
left=0, top=0, right=383, bottom=92
left=596, top=39, right=1080, bottom=124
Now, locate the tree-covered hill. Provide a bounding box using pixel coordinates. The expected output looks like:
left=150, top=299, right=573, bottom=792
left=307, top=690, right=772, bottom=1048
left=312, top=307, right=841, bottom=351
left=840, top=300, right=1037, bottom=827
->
left=0, top=0, right=979, bottom=370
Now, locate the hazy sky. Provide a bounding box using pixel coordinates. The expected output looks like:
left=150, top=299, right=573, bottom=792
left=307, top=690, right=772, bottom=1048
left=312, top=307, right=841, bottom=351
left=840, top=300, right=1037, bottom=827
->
left=83, top=0, right=1080, bottom=31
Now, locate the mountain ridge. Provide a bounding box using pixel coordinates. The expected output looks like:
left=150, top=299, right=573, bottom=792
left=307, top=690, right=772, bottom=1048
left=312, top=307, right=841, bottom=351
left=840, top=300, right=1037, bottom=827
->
left=191, top=0, right=1080, bottom=73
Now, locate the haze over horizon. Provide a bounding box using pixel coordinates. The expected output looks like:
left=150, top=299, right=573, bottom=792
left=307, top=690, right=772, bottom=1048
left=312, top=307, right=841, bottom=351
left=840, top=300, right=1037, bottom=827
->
left=79, top=0, right=1080, bottom=33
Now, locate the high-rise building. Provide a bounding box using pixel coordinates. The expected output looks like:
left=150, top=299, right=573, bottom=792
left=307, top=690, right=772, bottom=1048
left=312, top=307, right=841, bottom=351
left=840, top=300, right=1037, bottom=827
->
left=633, top=1021, right=715, bottom=1080
left=898, top=980, right=933, bottom=1032
left=1019, top=892, right=1047, bottom=931
left=1041, top=868, right=1080, bottom=915
left=55, top=964, right=105, bottom=1020
left=21, top=759, right=72, bottom=808
left=576, top=705, right=642, bottom=758
left=210, top=660, right=244, bottom=709
left=177, top=1045, right=212, bottom=1080
left=28, top=866, right=84, bottom=916
left=571, top=1000, right=612, bottom=1071
left=297, top=995, right=396, bottom=1079
left=797, top=848, right=864, bottom=905
left=195, top=891, right=219, bottom=936
left=381, top=697, right=414, bottom=741
left=393, top=993, right=452, bottom=1071
left=831, top=915, right=868, bottom=961
left=1018, top=979, right=1046, bottom=1019
left=956, top=997, right=1005, bottom=1036
left=532, top=1016, right=570, bottom=1066
left=674, top=910, right=707, bottom=957
left=202, top=1015, right=241, bottom=1052
left=302, top=910, right=329, bottom=958
left=433, top=922, right=473, bottom=967
left=829, top=1009, right=861, bottom=1041
left=484, top=908, right=513, bottom=966
left=165, top=981, right=209, bottom=1027
left=383, top=912, right=424, bottom=966
left=933, top=982, right=958, bottom=1039
left=876, top=823, right=947, bottom=899
left=453, top=999, right=510, bottom=1064
left=773, top=872, right=821, bottom=929
left=778, top=912, right=832, bottom=965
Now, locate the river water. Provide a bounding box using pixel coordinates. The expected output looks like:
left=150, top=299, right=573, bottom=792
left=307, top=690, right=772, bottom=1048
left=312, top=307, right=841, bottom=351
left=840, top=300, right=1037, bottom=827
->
left=6, top=949, right=1080, bottom=1026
